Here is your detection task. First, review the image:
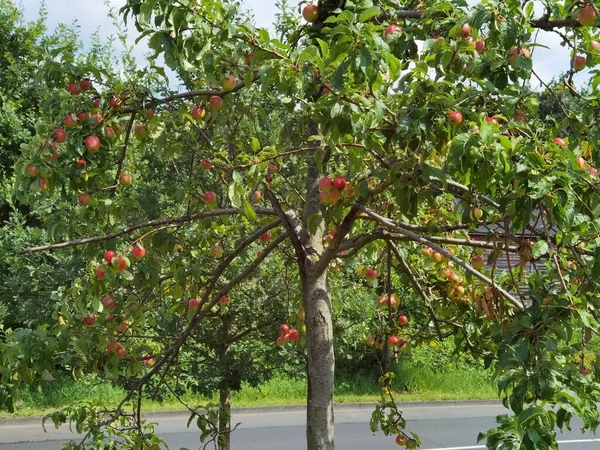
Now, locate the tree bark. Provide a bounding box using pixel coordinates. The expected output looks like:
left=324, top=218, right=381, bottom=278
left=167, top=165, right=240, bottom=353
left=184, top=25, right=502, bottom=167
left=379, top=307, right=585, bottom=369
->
left=218, top=315, right=232, bottom=450
left=304, top=267, right=335, bottom=450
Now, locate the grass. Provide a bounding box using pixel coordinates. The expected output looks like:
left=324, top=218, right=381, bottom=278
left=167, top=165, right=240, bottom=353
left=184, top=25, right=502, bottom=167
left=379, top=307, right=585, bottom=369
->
left=2, top=364, right=496, bottom=419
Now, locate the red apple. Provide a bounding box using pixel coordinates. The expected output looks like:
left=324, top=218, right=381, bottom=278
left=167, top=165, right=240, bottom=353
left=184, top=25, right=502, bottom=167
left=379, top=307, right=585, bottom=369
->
left=383, top=24, right=403, bottom=39
left=188, top=298, right=200, bottom=310
left=146, top=109, right=155, bottom=120
left=365, top=268, right=377, bottom=281
left=85, top=135, right=100, bottom=153
left=109, top=96, right=122, bottom=108
left=553, top=137, right=567, bottom=148
left=96, top=267, right=105, bottom=280
left=318, top=177, right=334, bottom=192
left=387, top=335, right=401, bottom=347
left=27, top=165, right=38, bottom=177
left=106, top=341, right=119, bottom=352
left=276, top=336, right=286, bottom=346
left=431, top=252, right=444, bottom=264
left=210, top=95, right=223, bottom=110
left=458, top=23, right=471, bottom=38
left=326, top=188, right=341, bottom=204
left=332, top=176, right=347, bottom=191
left=474, top=40, right=485, bottom=54
left=471, top=255, right=485, bottom=270
left=578, top=5, right=597, bottom=26
left=132, top=245, right=146, bottom=259
left=116, top=320, right=127, bottom=334
left=267, top=164, right=279, bottom=175
left=288, top=328, right=299, bottom=342
left=245, top=53, right=254, bottom=66
left=396, top=434, right=408, bottom=445
left=322, top=83, right=333, bottom=95
left=191, top=106, right=206, bottom=119
left=79, top=79, right=92, bottom=91
left=39, top=178, right=48, bottom=191
left=486, top=117, right=499, bottom=125
left=250, top=191, right=262, bottom=203
left=265, top=174, right=274, bottom=184
left=422, top=246, right=433, bottom=257
left=219, top=295, right=230, bottom=305
left=77, top=158, right=87, bottom=167
left=576, top=156, right=587, bottom=169
left=587, top=166, right=599, bottom=175
left=134, top=124, right=147, bottom=140
left=448, top=110, right=463, bottom=126
left=203, top=191, right=217, bottom=204
left=211, top=245, right=224, bottom=259
left=102, top=296, right=115, bottom=309
left=83, top=314, right=96, bottom=326
left=55, top=129, right=66, bottom=143
left=77, top=193, right=91, bottom=205
left=119, top=173, right=132, bottom=186
left=259, top=232, right=272, bottom=243
left=145, top=357, right=155, bottom=366
left=117, top=255, right=128, bottom=271
left=64, top=115, right=77, bottom=128
left=67, top=81, right=80, bottom=95
left=92, top=98, right=101, bottom=109
left=77, top=111, right=89, bottom=123
left=220, top=75, right=236, bottom=91
left=572, top=55, right=586, bottom=71
left=105, top=126, right=116, bottom=140
left=200, top=159, right=213, bottom=169
left=509, top=47, right=531, bottom=67
left=302, top=4, right=319, bottom=22
left=104, top=250, right=116, bottom=265
left=116, top=346, right=127, bottom=358
left=398, top=315, right=408, bottom=326
left=42, top=141, right=58, bottom=162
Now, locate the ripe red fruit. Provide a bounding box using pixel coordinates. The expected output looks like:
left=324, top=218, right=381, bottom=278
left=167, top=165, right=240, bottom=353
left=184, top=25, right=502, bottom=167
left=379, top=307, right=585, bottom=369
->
left=43, top=141, right=58, bottom=162
left=116, top=346, right=127, bottom=358
left=332, top=176, right=347, bottom=191
left=117, top=255, right=128, bottom=271
left=188, top=298, right=200, bottom=310
left=39, top=178, right=48, bottom=191
left=431, top=252, right=443, bottom=264
left=120, top=173, right=132, bottom=185
left=96, top=267, right=105, bottom=280
left=67, top=82, right=80, bottom=95
left=259, top=232, right=272, bottom=243
left=398, top=315, right=408, bottom=326
left=83, top=314, right=96, bottom=326
left=203, top=191, right=217, bottom=204
left=486, top=117, right=499, bottom=125
left=245, top=53, right=254, bottom=66
left=132, top=245, right=146, bottom=259
left=77, top=111, right=89, bottom=123
left=27, top=165, right=38, bottom=177
left=578, top=5, right=597, bottom=26
left=256, top=249, right=264, bottom=258
left=365, top=268, right=377, bottom=281
left=146, top=109, right=155, bottom=120
left=200, top=159, right=213, bottom=169
left=302, top=4, right=319, bottom=22
left=509, top=48, right=531, bottom=67
left=77, top=193, right=91, bottom=205
left=553, top=137, right=567, bottom=148
left=64, top=115, right=77, bottom=128
left=322, top=83, right=333, bottom=95
left=191, top=106, right=206, bottom=120
left=77, top=159, right=87, bottom=167
left=572, top=55, right=586, bottom=72
left=458, top=23, right=472, bottom=38
left=106, top=341, right=119, bottom=352
left=587, top=166, right=599, bottom=175
left=471, top=255, right=485, bottom=270
left=85, top=135, right=100, bottom=153
left=79, top=79, right=92, bottom=91
left=267, top=164, right=279, bottom=175
left=280, top=323, right=290, bottom=333
left=210, top=96, right=223, bottom=110
left=448, top=110, right=463, bottom=126
left=474, top=40, right=486, bottom=54
left=145, top=357, right=155, bottom=366
left=55, top=129, right=66, bottom=143
left=109, top=96, right=122, bottom=108
left=318, top=177, right=334, bottom=192
left=219, top=295, right=230, bottom=305
left=104, top=250, right=116, bottom=265
left=221, top=74, right=236, bottom=91
left=591, top=40, right=600, bottom=52
left=265, top=174, right=274, bottom=184
left=92, top=98, right=101, bottom=109
left=276, top=336, right=286, bottom=346
left=396, top=434, right=408, bottom=446
left=288, top=328, right=300, bottom=342
left=134, top=124, right=147, bottom=140
left=576, top=156, right=587, bottom=169
left=383, top=24, right=402, bottom=39
left=326, top=188, right=341, bottom=205
left=102, top=296, right=115, bottom=309
left=250, top=191, right=262, bottom=203
left=422, top=246, right=433, bottom=257
left=105, top=126, right=116, bottom=140
left=116, top=320, right=128, bottom=334
left=387, top=335, right=401, bottom=347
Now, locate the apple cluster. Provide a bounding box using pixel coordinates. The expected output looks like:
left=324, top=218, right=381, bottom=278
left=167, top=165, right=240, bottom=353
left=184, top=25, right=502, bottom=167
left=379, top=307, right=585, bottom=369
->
left=318, top=176, right=353, bottom=205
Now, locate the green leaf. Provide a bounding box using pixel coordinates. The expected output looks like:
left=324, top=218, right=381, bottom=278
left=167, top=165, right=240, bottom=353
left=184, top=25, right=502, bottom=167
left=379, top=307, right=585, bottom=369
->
left=359, top=6, right=380, bottom=22
left=532, top=241, right=548, bottom=258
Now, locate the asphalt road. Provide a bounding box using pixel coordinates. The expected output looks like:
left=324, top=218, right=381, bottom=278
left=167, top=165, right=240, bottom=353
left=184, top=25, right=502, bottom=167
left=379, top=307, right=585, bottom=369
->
left=1, top=402, right=599, bottom=449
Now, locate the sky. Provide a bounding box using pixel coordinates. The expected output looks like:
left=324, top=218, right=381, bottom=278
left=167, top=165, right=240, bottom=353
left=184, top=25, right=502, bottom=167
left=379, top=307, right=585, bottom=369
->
left=16, top=0, right=587, bottom=87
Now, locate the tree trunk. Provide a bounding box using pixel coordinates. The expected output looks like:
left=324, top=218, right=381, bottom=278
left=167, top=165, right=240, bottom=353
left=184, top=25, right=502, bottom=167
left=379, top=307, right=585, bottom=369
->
left=218, top=315, right=232, bottom=450
left=304, top=268, right=335, bottom=450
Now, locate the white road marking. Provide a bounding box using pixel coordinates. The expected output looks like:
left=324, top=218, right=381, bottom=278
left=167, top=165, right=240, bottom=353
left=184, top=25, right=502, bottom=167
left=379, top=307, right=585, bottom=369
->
left=421, top=439, right=600, bottom=450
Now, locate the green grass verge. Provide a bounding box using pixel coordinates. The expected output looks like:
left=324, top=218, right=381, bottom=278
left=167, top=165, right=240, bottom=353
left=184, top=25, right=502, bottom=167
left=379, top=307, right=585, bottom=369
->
left=2, top=365, right=496, bottom=419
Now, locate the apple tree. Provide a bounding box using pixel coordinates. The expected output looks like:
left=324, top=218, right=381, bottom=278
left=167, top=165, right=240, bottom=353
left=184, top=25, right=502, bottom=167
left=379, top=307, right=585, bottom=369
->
left=8, top=0, right=600, bottom=449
